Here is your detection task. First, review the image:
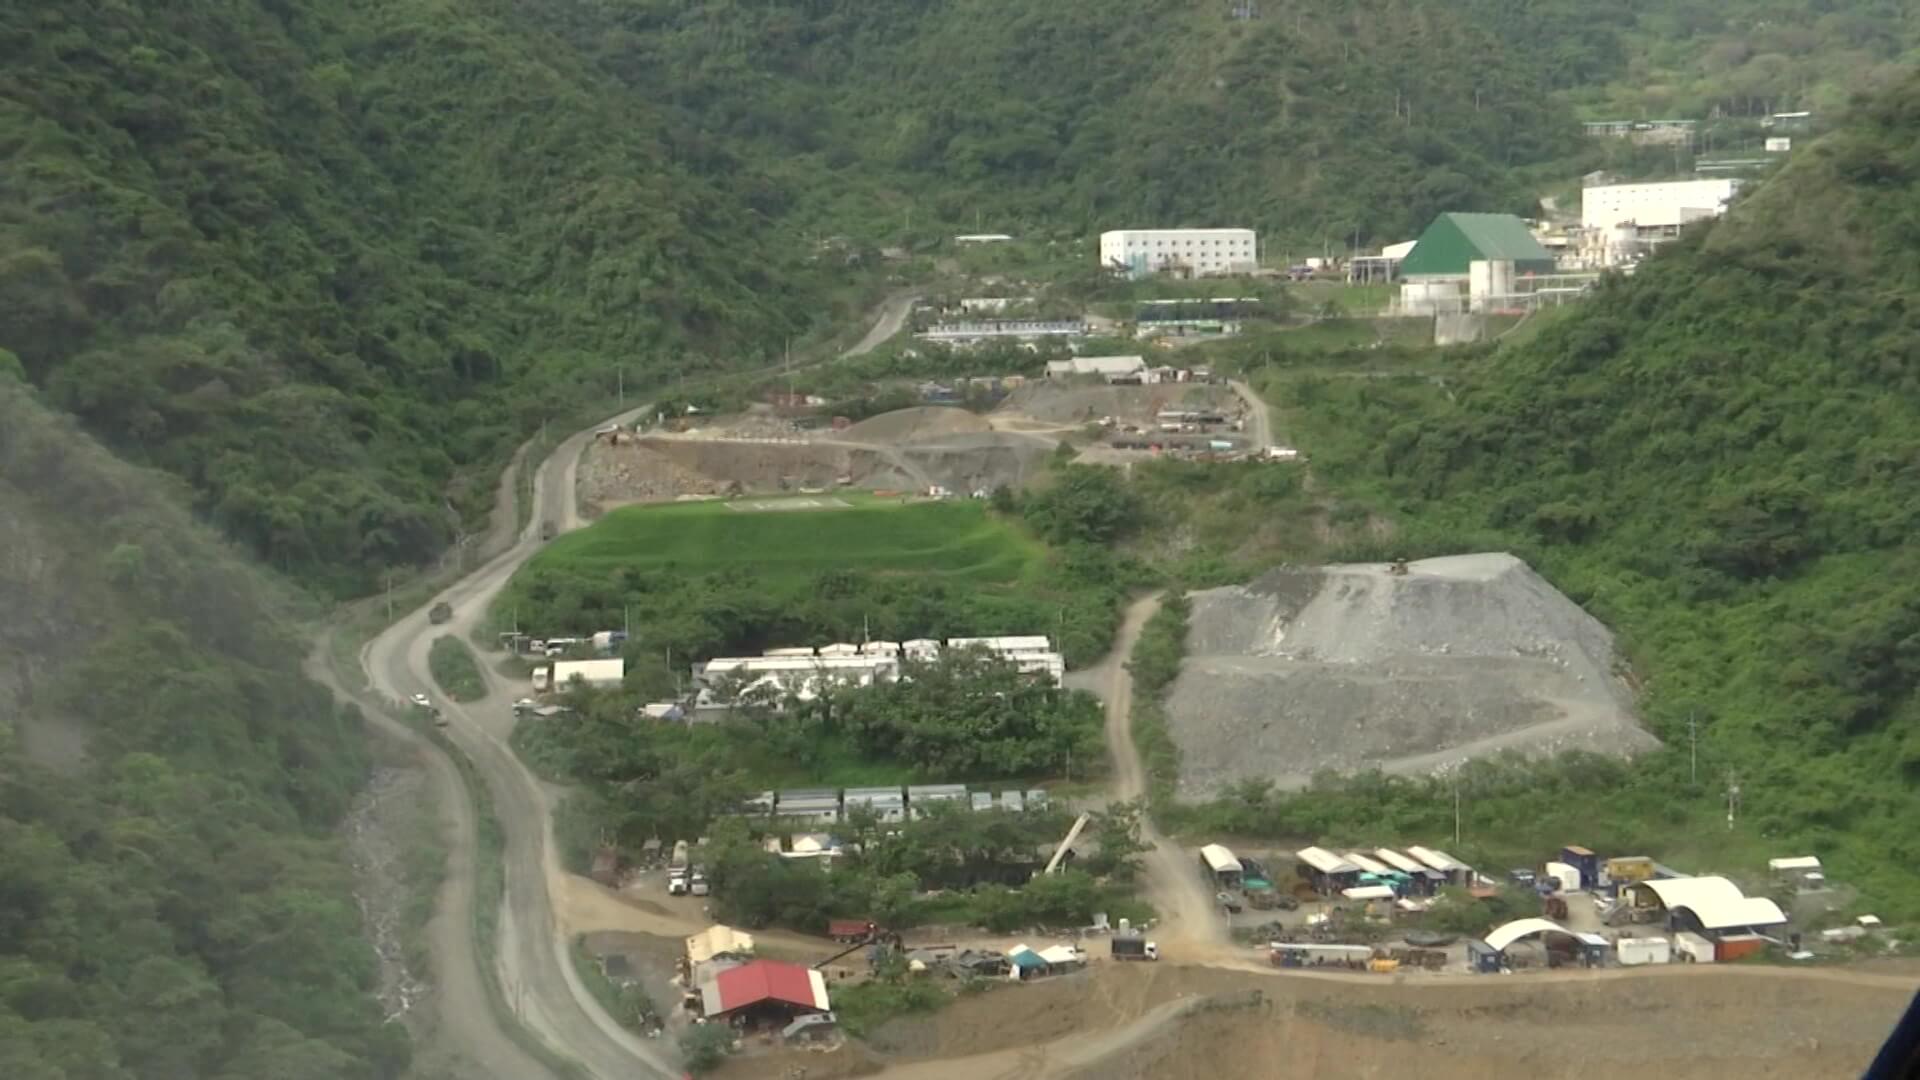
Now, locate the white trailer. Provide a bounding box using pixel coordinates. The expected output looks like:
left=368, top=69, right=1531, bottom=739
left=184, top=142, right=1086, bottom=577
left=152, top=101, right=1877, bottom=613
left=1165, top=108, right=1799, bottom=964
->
left=1616, top=936, right=1672, bottom=966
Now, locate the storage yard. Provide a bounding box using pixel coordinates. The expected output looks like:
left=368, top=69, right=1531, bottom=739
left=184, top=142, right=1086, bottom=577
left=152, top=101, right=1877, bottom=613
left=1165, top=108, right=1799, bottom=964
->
left=1167, top=553, right=1656, bottom=797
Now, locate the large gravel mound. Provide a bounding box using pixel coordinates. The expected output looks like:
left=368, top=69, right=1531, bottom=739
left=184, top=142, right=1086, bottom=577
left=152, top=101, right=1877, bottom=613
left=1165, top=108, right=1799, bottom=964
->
left=1166, top=553, right=1655, bottom=798
left=843, top=406, right=992, bottom=444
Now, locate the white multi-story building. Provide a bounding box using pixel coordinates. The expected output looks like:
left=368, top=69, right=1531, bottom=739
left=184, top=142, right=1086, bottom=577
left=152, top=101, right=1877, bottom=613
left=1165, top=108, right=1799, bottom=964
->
left=1100, top=229, right=1257, bottom=277
left=1581, top=179, right=1742, bottom=237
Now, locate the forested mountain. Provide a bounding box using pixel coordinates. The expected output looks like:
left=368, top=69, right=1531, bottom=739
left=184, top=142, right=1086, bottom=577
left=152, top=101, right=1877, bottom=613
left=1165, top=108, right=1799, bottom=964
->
left=546, top=0, right=1580, bottom=247
left=1312, top=72, right=1920, bottom=898
left=0, top=378, right=405, bottom=1079
left=2, top=0, right=837, bottom=593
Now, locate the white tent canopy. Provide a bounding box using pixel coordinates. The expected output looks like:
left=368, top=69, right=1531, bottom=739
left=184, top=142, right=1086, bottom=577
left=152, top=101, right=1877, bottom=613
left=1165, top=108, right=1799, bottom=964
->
left=1627, top=876, right=1788, bottom=930
left=1341, top=885, right=1397, bottom=901
left=1768, top=856, right=1822, bottom=873
left=1484, top=917, right=1573, bottom=952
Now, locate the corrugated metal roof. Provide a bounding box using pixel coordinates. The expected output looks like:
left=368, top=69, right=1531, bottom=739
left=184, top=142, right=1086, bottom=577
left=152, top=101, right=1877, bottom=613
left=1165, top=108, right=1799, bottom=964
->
left=1405, top=845, right=1465, bottom=873
left=701, top=960, right=829, bottom=1015
left=1296, top=846, right=1359, bottom=875
left=1200, top=844, right=1242, bottom=874
left=1401, top=213, right=1554, bottom=277
left=1341, top=885, right=1397, bottom=900
left=1344, top=851, right=1391, bottom=876
left=1374, top=849, right=1427, bottom=875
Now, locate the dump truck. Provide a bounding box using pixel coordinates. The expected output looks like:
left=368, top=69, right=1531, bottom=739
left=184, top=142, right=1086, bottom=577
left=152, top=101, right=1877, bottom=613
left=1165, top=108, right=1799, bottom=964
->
left=1112, top=936, right=1159, bottom=962
left=667, top=840, right=691, bottom=896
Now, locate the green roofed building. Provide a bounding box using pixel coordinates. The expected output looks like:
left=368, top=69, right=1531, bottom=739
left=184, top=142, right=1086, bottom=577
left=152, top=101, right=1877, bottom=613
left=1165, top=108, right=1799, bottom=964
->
left=1400, top=213, right=1555, bottom=280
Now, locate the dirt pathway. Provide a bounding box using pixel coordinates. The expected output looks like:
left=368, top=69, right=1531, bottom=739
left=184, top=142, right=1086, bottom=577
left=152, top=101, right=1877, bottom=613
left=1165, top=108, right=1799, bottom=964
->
left=1088, top=593, right=1226, bottom=952
left=1227, top=378, right=1272, bottom=450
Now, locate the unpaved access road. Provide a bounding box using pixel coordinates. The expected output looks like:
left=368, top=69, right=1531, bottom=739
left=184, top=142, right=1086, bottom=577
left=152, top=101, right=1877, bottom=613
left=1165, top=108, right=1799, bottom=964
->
left=335, top=296, right=921, bottom=1080
left=1089, top=593, right=1224, bottom=949
left=1227, top=378, right=1272, bottom=450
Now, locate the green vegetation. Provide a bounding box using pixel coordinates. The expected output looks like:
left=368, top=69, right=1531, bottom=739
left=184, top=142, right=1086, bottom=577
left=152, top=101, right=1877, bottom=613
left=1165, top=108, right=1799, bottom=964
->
left=0, top=383, right=407, bottom=1076
left=832, top=963, right=957, bottom=1039
left=676, top=1023, right=735, bottom=1075
left=428, top=635, right=487, bottom=703
left=535, top=494, right=1042, bottom=585
left=702, top=808, right=1146, bottom=936
left=499, top=495, right=1125, bottom=667
left=1153, top=78, right=1920, bottom=918
left=546, top=0, right=1578, bottom=247
left=569, top=937, right=660, bottom=1036
left=3, top=0, right=848, bottom=595
left=520, top=652, right=1103, bottom=856
left=1127, top=596, right=1190, bottom=800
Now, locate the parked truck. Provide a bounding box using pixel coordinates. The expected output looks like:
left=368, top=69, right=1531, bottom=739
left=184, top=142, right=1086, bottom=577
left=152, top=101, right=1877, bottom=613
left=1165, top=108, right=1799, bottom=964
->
left=667, top=840, right=691, bottom=896
left=1111, top=936, right=1158, bottom=962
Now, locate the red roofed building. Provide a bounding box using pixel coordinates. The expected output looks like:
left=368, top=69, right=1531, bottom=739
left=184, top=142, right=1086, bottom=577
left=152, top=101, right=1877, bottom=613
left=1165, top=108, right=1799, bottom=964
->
left=698, top=959, right=831, bottom=1028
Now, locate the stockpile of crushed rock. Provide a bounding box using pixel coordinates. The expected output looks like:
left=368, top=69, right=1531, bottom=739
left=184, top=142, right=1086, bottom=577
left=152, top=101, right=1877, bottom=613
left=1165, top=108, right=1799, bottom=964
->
left=1166, top=553, right=1656, bottom=798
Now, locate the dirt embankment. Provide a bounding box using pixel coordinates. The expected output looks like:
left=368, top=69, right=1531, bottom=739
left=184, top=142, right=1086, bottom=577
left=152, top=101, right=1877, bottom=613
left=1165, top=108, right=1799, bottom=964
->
left=1167, top=553, right=1657, bottom=797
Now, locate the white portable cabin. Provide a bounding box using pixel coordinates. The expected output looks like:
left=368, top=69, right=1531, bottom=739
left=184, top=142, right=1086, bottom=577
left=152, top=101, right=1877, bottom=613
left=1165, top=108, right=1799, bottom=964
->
left=1615, top=936, right=1673, bottom=966
left=1673, top=931, right=1715, bottom=964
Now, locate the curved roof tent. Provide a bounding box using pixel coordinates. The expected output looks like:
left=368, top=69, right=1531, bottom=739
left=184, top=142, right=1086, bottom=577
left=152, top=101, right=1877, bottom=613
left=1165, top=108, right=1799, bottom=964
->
left=1625, top=876, right=1788, bottom=930
left=1484, top=917, right=1576, bottom=952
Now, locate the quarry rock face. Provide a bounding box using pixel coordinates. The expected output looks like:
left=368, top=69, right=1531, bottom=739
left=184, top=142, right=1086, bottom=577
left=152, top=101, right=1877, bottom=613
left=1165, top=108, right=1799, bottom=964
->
left=1167, top=553, right=1656, bottom=798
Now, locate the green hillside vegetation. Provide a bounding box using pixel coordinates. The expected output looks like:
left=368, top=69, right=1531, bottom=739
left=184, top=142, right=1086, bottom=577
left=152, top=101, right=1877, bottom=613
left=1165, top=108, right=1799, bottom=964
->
left=2, top=0, right=846, bottom=595
left=498, top=494, right=1126, bottom=665
left=1169, top=76, right=1920, bottom=915
left=0, top=382, right=404, bottom=1078
left=542, top=0, right=1582, bottom=247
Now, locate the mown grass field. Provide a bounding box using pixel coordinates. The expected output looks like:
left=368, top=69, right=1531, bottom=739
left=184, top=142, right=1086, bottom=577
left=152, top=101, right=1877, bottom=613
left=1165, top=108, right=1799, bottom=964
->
left=530, top=493, right=1047, bottom=586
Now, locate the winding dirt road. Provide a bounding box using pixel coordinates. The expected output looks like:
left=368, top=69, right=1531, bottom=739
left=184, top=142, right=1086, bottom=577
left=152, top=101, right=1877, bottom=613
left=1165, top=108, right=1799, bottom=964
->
left=335, top=295, right=921, bottom=1079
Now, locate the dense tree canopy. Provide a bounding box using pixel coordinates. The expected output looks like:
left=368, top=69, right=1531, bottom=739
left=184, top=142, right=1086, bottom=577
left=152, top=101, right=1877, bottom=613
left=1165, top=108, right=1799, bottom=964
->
left=0, top=384, right=403, bottom=1078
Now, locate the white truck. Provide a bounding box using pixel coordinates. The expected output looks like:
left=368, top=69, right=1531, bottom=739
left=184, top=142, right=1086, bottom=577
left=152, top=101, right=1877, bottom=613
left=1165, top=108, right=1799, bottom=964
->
left=667, top=840, right=691, bottom=896
left=1112, top=936, right=1158, bottom=962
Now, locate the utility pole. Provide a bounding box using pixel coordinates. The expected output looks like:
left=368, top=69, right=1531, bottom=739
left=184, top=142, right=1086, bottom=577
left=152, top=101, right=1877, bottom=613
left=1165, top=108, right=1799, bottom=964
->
left=617, top=366, right=624, bottom=407
left=1688, top=712, right=1698, bottom=786
left=1452, top=775, right=1461, bottom=847
left=384, top=570, right=395, bottom=623
left=1725, top=770, right=1741, bottom=831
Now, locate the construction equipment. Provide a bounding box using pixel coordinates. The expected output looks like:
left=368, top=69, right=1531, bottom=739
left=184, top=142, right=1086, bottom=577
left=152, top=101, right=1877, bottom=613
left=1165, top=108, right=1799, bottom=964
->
left=1044, top=813, right=1092, bottom=875
left=1387, top=557, right=1410, bottom=576
left=1368, top=957, right=1401, bottom=974
left=1111, top=936, right=1159, bottom=962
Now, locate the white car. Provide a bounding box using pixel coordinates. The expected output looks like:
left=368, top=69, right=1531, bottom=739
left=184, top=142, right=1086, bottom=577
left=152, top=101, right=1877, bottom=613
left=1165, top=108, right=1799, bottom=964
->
left=410, top=693, right=431, bottom=708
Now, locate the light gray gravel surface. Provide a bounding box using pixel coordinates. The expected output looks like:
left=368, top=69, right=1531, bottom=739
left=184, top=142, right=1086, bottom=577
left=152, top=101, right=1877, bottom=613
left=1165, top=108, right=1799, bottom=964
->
left=1167, top=553, right=1657, bottom=798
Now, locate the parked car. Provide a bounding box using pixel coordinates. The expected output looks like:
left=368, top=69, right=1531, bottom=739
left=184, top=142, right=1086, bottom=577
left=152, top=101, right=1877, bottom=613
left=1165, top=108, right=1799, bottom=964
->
left=429, top=601, right=453, bottom=625
left=410, top=693, right=431, bottom=708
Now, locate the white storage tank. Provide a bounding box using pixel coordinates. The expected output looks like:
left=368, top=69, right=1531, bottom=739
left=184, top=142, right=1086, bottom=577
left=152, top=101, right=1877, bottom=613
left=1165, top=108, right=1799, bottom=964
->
left=1616, top=936, right=1672, bottom=966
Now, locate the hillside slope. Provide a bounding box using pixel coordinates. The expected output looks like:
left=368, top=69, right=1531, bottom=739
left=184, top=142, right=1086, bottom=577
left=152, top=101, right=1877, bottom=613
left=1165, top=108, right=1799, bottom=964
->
left=0, top=378, right=404, bottom=1078
left=546, top=0, right=1580, bottom=246
left=1262, top=73, right=1920, bottom=905
left=1, top=0, right=837, bottom=593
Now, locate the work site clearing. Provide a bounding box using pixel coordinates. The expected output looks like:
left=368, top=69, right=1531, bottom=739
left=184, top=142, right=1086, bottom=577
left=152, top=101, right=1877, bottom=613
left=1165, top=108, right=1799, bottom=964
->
left=576, top=382, right=1252, bottom=513
left=525, top=385, right=1910, bottom=1080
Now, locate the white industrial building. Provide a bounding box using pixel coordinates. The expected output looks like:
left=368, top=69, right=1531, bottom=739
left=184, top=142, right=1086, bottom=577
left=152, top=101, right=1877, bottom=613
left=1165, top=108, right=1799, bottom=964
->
left=549, top=658, right=626, bottom=690
left=1100, top=229, right=1257, bottom=278
left=694, top=636, right=1065, bottom=709
left=1044, top=355, right=1147, bottom=382
left=1581, top=179, right=1742, bottom=237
